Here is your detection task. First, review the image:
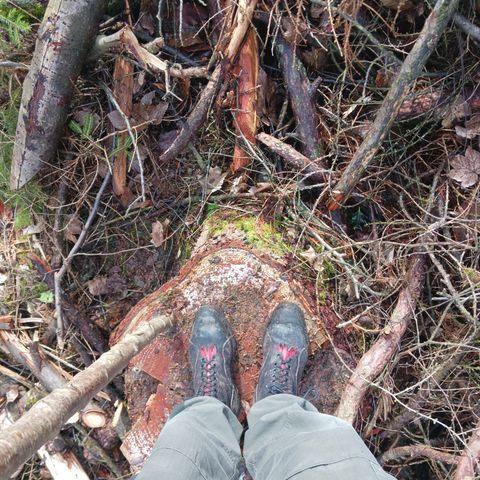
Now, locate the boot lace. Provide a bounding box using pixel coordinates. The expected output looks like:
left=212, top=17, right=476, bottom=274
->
left=269, top=344, right=297, bottom=394
left=199, top=345, right=218, bottom=396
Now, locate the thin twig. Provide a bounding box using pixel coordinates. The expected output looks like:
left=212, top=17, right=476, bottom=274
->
left=54, top=172, right=111, bottom=347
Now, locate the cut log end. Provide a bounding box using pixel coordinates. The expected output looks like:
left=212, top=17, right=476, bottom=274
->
left=80, top=409, right=107, bottom=429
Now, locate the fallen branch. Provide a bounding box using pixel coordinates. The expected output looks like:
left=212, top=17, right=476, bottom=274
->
left=0, top=313, right=174, bottom=478
left=257, top=133, right=327, bottom=182
left=118, top=26, right=208, bottom=79
left=275, top=35, right=324, bottom=163
left=327, top=0, right=460, bottom=210
left=158, top=64, right=223, bottom=163
left=335, top=253, right=426, bottom=424
left=454, top=13, right=480, bottom=42
left=37, top=444, right=91, bottom=480
left=381, top=444, right=460, bottom=466
left=10, top=0, right=106, bottom=189
left=455, top=417, right=480, bottom=480
left=54, top=172, right=111, bottom=347
left=0, top=330, right=107, bottom=429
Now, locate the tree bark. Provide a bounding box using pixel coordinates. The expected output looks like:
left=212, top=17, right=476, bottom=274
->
left=0, top=313, right=173, bottom=479
left=10, top=0, right=105, bottom=189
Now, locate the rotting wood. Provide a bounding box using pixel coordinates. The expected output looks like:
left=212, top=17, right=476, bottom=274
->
left=37, top=444, right=91, bottom=480
left=327, top=0, right=460, bottom=210
left=0, top=313, right=174, bottom=479
left=112, top=57, right=135, bottom=206
left=231, top=28, right=259, bottom=173
left=0, top=330, right=107, bottom=429
left=10, top=0, right=106, bottom=189
left=455, top=417, right=480, bottom=480
left=257, top=132, right=327, bottom=182
left=335, top=253, right=426, bottom=424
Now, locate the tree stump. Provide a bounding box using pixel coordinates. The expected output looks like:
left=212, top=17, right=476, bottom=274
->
left=110, top=212, right=350, bottom=470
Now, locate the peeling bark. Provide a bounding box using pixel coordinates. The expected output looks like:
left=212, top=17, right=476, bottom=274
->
left=231, top=28, right=259, bottom=172
left=10, top=0, right=105, bottom=189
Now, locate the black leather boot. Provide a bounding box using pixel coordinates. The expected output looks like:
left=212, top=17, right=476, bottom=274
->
left=189, top=305, right=241, bottom=415
left=255, top=303, right=308, bottom=402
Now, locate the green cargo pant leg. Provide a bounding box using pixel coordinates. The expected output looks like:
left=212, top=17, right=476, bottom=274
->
left=136, top=396, right=244, bottom=480
left=244, top=394, right=396, bottom=480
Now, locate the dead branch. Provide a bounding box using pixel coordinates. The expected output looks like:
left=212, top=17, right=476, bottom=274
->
left=111, top=58, right=135, bottom=204
left=454, top=13, right=480, bottom=42
left=10, top=0, right=106, bottom=189
left=275, top=35, right=324, bottom=163
left=335, top=253, right=426, bottom=424
left=0, top=313, right=174, bottom=478
left=257, top=132, right=327, bottom=182
left=118, top=26, right=208, bottom=79
left=381, top=444, right=460, bottom=466
left=30, top=255, right=108, bottom=358
left=0, top=330, right=107, bottom=429
left=158, top=64, right=222, bottom=163
left=327, top=0, right=460, bottom=210
left=455, top=417, right=480, bottom=480
left=223, top=0, right=258, bottom=64
left=37, top=444, right=91, bottom=480
left=54, top=171, right=112, bottom=347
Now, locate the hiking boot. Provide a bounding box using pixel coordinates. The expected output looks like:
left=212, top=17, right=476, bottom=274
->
left=255, top=302, right=308, bottom=402
left=189, top=305, right=241, bottom=415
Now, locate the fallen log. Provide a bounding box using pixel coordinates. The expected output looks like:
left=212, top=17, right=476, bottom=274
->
left=381, top=444, right=460, bottom=467
left=0, top=313, right=173, bottom=479
left=335, top=253, right=426, bottom=424
left=10, top=0, right=105, bottom=189
left=327, top=0, right=460, bottom=210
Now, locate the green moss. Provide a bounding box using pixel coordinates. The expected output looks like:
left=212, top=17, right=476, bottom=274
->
left=207, top=214, right=290, bottom=256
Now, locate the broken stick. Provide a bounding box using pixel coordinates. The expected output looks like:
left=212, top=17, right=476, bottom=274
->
left=327, top=0, right=460, bottom=210
left=257, top=132, right=327, bottom=182
left=0, top=313, right=174, bottom=479
left=335, top=253, right=426, bottom=424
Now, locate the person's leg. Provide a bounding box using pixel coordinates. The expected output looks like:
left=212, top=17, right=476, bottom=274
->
left=244, top=394, right=395, bottom=480
left=245, top=302, right=395, bottom=480
left=137, top=396, right=243, bottom=480
left=136, top=305, right=243, bottom=480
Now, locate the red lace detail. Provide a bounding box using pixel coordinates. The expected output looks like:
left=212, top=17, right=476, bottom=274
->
left=277, top=344, right=297, bottom=361
left=200, top=344, right=217, bottom=361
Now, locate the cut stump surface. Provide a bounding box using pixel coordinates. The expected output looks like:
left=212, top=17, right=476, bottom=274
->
left=110, top=217, right=350, bottom=469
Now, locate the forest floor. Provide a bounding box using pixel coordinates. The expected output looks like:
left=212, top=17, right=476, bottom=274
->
left=1, top=0, right=480, bottom=479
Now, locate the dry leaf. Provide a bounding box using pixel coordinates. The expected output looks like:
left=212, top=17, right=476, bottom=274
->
left=87, top=274, right=127, bottom=296
left=202, top=166, right=227, bottom=194
left=108, top=102, right=167, bottom=131
left=448, top=147, right=480, bottom=188
left=65, top=214, right=83, bottom=243
left=455, top=115, right=480, bottom=139
left=151, top=219, right=170, bottom=247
